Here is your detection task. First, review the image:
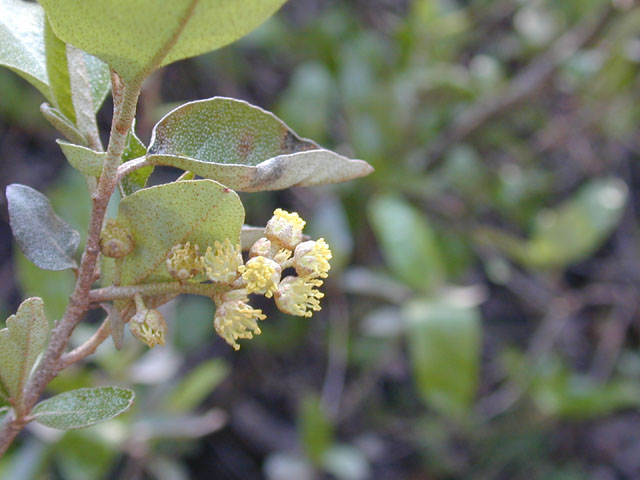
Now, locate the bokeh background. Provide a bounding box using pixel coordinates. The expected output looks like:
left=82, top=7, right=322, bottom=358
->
left=1, top=0, right=640, bottom=478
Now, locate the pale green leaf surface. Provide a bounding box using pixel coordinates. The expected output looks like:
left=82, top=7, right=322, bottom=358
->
left=40, top=0, right=288, bottom=82
left=116, top=180, right=244, bottom=285
left=147, top=97, right=373, bottom=191
left=82, top=51, right=111, bottom=114
left=41, top=104, right=87, bottom=146
left=6, top=184, right=80, bottom=270
left=0, top=0, right=50, bottom=100
left=0, top=297, right=48, bottom=404
left=57, top=140, right=105, bottom=177
left=44, top=17, right=74, bottom=123
left=32, top=386, right=134, bottom=430
left=0, top=0, right=110, bottom=112
left=368, top=194, right=445, bottom=291
left=403, top=298, right=481, bottom=419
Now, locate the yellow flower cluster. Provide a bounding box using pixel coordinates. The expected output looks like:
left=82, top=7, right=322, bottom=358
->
left=161, top=209, right=331, bottom=350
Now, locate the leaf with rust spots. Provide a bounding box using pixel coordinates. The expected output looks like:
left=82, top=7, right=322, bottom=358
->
left=115, top=180, right=244, bottom=285
left=146, top=97, right=374, bottom=192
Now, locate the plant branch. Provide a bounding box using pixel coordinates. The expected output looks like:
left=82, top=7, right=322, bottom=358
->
left=0, top=74, right=142, bottom=457
left=423, top=4, right=615, bottom=166
left=89, top=282, right=224, bottom=304
left=116, top=156, right=151, bottom=182
left=60, top=317, right=112, bottom=369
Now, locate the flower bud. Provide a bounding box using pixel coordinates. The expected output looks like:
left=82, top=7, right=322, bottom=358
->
left=129, top=309, right=168, bottom=348
left=239, top=256, right=281, bottom=298
left=264, top=208, right=306, bottom=250
left=293, top=238, right=332, bottom=279
left=100, top=219, right=134, bottom=258
left=166, top=242, right=203, bottom=281
left=249, top=237, right=272, bottom=258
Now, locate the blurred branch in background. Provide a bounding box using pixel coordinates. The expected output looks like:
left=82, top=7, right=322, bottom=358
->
left=425, top=2, right=618, bottom=165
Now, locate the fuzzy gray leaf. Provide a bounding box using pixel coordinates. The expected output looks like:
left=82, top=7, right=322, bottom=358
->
left=7, top=184, right=80, bottom=270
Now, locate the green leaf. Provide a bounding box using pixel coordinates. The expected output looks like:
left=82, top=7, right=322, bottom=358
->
left=44, top=17, right=74, bottom=123
left=6, top=184, right=80, bottom=270
left=147, top=97, right=373, bottom=192
left=32, top=386, right=134, bottom=430
left=41, top=104, right=87, bottom=146
left=120, top=126, right=151, bottom=196
left=476, top=178, right=628, bottom=269
left=0, top=297, right=48, bottom=406
left=368, top=194, right=445, bottom=291
left=116, top=179, right=244, bottom=285
left=299, top=394, right=333, bottom=465
left=0, top=0, right=110, bottom=111
left=403, top=297, right=481, bottom=419
left=163, top=359, right=229, bottom=414
left=0, top=0, right=50, bottom=101
left=57, top=140, right=105, bottom=177
left=525, top=178, right=627, bottom=268
left=40, top=0, right=288, bottom=83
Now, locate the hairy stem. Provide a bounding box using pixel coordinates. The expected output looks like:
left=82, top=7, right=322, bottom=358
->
left=0, top=75, right=141, bottom=456
left=89, top=282, right=224, bottom=304
left=60, top=318, right=112, bottom=369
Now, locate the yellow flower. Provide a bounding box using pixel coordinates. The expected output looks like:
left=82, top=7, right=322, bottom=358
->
left=166, top=242, right=203, bottom=281
left=274, top=276, right=324, bottom=317
left=214, top=290, right=266, bottom=350
left=203, top=239, right=243, bottom=284
left=239, top=256, right=281, bottom=298
left=293, top=238, right=331, bottom=279
left=265, top=208, right=306, bottom=250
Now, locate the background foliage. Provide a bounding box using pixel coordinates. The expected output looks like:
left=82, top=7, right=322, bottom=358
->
left=1, top=0, right=640, bottom=478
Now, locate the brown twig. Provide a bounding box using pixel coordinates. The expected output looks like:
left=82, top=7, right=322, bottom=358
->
left=60, top=317, right=112, bottom=370
left=0, top=75, right=141, bottom=456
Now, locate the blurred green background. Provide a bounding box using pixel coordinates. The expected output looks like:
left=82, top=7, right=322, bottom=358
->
left=1, top=0, right=640, bottom=478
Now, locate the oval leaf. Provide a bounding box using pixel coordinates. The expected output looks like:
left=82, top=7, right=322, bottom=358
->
left=115, top=179, right=244, bottom=285
left=40, top=0, right=287, bottom=83
left=40, top=104, right=88, bottom=146
left=57, top=140, right=105, bottom=176
left=0, top=0, right=50, bottom=100
left=44, top=17, right=74, bottom=123
left=0, top=297, right=48, bottom=406
left=7, top=184, right=80, bottom=270
left=368, top=194, right=445, bottom=291
left=147, top=97, right=373, bottom=191
left=32, top=386, right=134, bottom=430
left=0, top=0, right=110, bottom=111
left=403, top=298, right=481, bottom=420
